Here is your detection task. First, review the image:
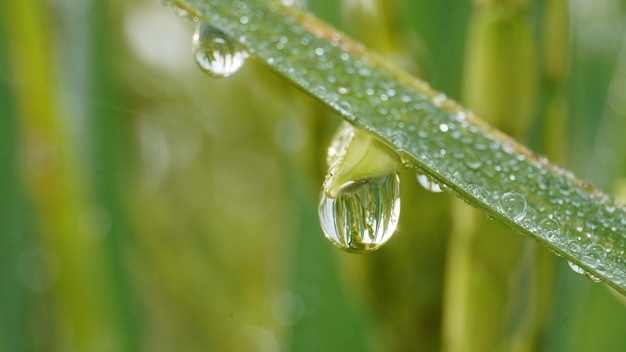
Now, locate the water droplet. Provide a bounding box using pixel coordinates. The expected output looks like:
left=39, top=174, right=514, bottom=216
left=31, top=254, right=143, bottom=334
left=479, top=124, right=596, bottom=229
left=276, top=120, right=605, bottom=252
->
left=539, top=217, right=560, bottom=242
left=433, top=93, right=446, bottom=107
left=463, top=151, right=482, bottom=170
left=568, top=260, right=585, bottom=275
left=192, top=23, right=248, bottom=78
left=438, top=123, right=449, bottom=132
left=173, top=6, right=189, bottom=17
left=585, top=272, right=602, bottom=283
left=319, top=174, right=400, bottom=253
left=581, top=244, right=606, bottom=268
left=500, top=192, right=527, bottom=222
left=416, top=174, right=443, bottom=193
left=567, top=260, right=602, bottom=283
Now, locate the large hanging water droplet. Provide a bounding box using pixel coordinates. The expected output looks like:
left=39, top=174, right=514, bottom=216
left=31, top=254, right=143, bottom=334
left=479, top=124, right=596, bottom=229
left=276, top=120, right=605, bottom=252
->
left=192, top=23, right=248, bottom=78
left=319, top=174, right=400, bottom=253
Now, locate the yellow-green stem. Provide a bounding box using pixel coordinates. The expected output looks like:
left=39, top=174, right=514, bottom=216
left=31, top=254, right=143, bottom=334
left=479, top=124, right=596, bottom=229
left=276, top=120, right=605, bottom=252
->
left=3, top=0, right=123, bottom=350
left=444, top=1, right=540, bottom=351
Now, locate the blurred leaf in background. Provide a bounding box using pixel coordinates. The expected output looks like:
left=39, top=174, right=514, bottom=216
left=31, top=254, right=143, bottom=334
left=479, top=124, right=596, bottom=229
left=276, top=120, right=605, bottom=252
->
left=1, top=0, right=625, bottom=351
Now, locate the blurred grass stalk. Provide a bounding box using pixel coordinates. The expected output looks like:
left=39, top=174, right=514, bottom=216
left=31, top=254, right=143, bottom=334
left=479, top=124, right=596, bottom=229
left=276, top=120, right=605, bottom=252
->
left=443, top=0, right=554, bottom=351
left=336, top=1, right=451, bottom=350
left=3, top=0, right=137, bottom=350
left=0, top=7, right=28, bottom=352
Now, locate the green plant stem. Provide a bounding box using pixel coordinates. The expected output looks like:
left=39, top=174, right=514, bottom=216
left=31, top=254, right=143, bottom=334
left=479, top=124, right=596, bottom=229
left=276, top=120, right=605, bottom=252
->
left=170, top=0, right=626, bottom=294
left=3, top=0, right=129, bottom=350
left=443, top=2, right=542, bottom=351
left=0, top=16, right=28, bottom=352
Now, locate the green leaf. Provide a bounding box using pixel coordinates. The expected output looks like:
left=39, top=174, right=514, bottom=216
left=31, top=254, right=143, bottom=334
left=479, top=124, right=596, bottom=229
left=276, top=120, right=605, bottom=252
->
left=169, top=0, right=626, bottom=294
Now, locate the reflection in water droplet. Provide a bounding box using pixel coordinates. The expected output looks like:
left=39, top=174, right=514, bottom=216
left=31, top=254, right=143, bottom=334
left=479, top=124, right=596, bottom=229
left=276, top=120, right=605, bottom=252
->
left=319, top=174, right=400, bottom=253
left=500, top=192, right=527, bottom=222
left=416, top=174, right=443, bottom=193
left=192, top=23, right=248, bottom=78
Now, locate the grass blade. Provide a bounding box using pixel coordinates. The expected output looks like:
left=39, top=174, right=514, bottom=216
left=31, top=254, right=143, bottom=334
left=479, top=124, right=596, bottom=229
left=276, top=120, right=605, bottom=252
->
left=170, top=0, right=626, bottom=294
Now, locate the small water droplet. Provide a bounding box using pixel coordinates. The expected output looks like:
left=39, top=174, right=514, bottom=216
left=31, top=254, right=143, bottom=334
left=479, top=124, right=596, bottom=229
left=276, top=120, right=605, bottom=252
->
left=567, top=260, right=602, bottom=283
left=500, top=192, right=527, bottom=222
left=463, top=151, right=482, bottom=170
left=433, top=94, right=446, bottom=107
left=319, top=174, right=400, bottom=253
left=581, top=244, right=606, bottom=268
left=173, top=6, right=189, bottom=17
left=585, top=272, right=602, bottom=283
left=439, top=123, right=449, bottom=132
left=338, top=101, right=352, bottom=114
left=192, top=23, right=248, bottom=78
left=416, top=174, right=443, bottom=193
left=567, top=260, right=585, bottom=275
left=539, top=217, right=560, bottom=242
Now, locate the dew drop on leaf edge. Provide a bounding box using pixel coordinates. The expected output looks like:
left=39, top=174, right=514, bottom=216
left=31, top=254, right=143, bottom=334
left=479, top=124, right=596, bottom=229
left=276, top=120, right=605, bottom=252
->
left=318, top=174, right=400, bottom=253
left=500, top=192, right=527, bottom=222
left=567, top=261, right=602, bottom=283
left=416, top=174, right=443, bottom=193
left=192, top=23, right=248, bottom=78
left=567, top=260, right=585, bottom=275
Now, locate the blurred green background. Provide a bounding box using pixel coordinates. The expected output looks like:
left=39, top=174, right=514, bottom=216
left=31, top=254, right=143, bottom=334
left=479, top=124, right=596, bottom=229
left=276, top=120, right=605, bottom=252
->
left=1, top=0, right=626, bottom=351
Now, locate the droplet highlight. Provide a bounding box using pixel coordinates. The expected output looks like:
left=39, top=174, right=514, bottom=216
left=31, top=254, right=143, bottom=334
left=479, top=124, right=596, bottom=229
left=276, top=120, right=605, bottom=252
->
left=192, top=23, right=248, bottom=78
left=319, top=174, right=400, bottom=253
